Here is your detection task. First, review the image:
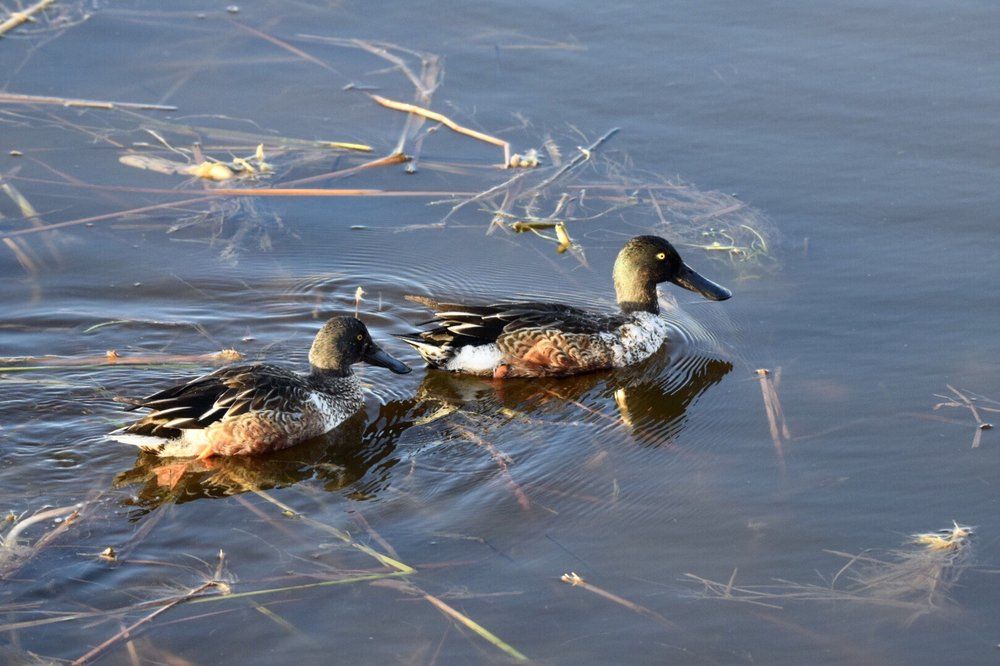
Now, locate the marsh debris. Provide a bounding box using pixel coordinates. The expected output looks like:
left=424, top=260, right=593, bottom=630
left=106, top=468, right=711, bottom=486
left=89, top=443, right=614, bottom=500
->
left=933, top=385, right=996, bottom=448
left=686, top=522, right=975, bottom=625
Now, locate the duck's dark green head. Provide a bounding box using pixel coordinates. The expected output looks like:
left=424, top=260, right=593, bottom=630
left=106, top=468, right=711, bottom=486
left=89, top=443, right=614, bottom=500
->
left=309, top=316, right=411, bottom=376
left=613, top=235, right=732, bottom=313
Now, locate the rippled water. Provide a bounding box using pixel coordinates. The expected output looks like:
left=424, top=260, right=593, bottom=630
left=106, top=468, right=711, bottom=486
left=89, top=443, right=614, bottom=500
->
left=1, top=1, right=999, bottom=664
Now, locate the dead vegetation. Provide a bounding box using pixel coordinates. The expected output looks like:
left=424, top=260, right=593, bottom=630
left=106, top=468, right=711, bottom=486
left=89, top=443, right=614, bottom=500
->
left=0, top=486, right=530, bottom=663
left=685, top=522, right=975, bottom=626
left=1, top=17, right=774, bottom=272
left=933, top=385, right=994, bottom=448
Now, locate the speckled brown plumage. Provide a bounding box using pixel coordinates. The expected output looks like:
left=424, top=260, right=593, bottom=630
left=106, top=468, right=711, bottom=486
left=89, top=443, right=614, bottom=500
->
left=495, top=327, right=617, bottom=376
left=111, top=316, right=410, bottom=458
left=398, top=236, right=731, bottom=378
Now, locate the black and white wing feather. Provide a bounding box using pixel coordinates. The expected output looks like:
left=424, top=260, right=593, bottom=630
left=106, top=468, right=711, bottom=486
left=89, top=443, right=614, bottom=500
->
left=399, top=295, right=625, bottom=349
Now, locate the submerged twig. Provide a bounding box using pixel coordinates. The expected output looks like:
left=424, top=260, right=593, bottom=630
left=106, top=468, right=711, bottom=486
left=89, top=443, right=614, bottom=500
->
left=72, top=580, right=222, bottom=665
left=374, top=579, right=527, bottom=662
left=560, top=572, right=678, bottom=629
left=756, top=368, right=789, bottom=467
left=252, top=489, right=414, bottom=574
left=452, top=423, right=530, bottom=511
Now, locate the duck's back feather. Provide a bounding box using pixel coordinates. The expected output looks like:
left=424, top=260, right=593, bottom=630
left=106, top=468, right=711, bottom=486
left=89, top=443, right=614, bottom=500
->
left=399, top=296, right=631, bottom=375
left=118, top=364, right=310, bottom=439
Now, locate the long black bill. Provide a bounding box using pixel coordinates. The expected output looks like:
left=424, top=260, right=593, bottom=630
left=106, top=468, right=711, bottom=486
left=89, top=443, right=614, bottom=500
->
left=364, top=345, right=412, bottom=374
left=671, top=263, right=732, bottom=301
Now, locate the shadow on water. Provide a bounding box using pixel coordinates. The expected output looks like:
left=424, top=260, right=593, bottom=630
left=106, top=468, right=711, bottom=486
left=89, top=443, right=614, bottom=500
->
left=414, top=345, right=733, bottom=442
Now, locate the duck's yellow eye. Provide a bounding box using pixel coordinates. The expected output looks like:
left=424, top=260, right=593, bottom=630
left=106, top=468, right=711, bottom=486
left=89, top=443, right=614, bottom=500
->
left=656, top=252, right=666, bottom=260
left=356, top=334, right=364, bottom=341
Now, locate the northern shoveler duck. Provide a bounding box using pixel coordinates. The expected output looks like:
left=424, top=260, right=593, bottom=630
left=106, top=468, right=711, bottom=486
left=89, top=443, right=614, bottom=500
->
left=110, top=316, right=411, bottom=458
left=397, top=235, right=731, bottom=378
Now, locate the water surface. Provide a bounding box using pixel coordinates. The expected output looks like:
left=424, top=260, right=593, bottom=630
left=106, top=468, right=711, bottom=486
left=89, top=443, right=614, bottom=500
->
left=1, top=1, right=998, bottom=663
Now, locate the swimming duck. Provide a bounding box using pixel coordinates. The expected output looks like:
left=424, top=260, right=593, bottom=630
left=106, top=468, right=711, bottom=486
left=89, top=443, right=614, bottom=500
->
left=397, top=235, right=731, bottom=378
left=110, top=316, right=411, bottom=458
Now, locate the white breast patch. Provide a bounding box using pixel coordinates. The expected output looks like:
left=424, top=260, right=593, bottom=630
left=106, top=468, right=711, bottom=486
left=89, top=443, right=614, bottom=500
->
left=611, top=312, right=670, bottom=367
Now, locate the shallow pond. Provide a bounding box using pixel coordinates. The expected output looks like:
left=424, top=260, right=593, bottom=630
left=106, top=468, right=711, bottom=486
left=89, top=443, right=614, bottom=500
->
left=1, top=1, right=998, bottom=663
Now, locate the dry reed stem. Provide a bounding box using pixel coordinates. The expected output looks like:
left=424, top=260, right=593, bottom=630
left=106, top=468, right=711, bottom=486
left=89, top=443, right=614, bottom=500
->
left=296, top=36, right=439, bottom=98
left=208, top=188, right=464, bottom=197
left=0, top=92, right=176, bottom=111
left=370, top=94, right=511, bottom=166
left=0, top=571, right=404, bottom=634
left=294, top=36, right=443, bottom=163
left=1, top=149, right=411, bottom=242
left=0, top=0, right=56, bottom=36
left=560, top=572, right=678, bottom=630
left=5, top=174, right=472, bottom=199
left=442, top=170, right=530, bottom=223
left=452, top=423, right=531, bottom=511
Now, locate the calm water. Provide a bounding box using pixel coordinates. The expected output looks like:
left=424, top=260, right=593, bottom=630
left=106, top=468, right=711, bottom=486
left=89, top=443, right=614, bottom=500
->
left=1, top=1, right=999, bottom=663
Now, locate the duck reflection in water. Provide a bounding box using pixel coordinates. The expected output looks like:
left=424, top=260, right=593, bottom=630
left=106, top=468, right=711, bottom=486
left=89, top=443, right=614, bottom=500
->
left=409, top=344, right=733, bottom=445
left=115, top=347, right=731, bottom=508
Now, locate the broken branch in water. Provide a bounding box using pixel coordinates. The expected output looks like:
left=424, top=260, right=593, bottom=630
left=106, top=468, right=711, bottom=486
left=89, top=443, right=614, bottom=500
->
left=0, top=0, right=57, bottom=37
left=369, top=94, right=512, bottom=167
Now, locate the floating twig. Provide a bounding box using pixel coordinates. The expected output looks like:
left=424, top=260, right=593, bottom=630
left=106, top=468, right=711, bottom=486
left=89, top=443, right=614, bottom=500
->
left=0, top=0, right=57, bottom=37
left=369, top=94, right=512, bottom=167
